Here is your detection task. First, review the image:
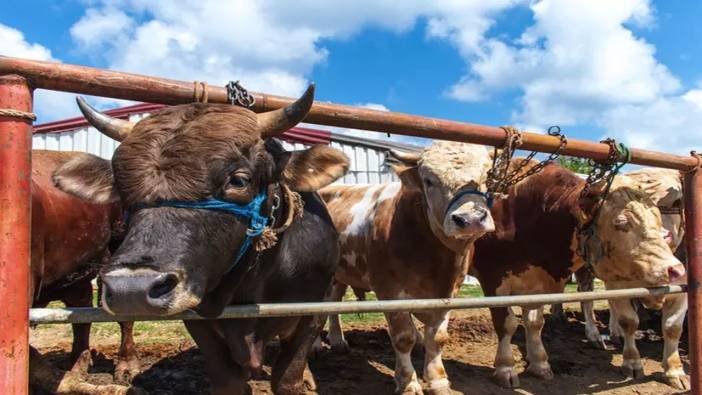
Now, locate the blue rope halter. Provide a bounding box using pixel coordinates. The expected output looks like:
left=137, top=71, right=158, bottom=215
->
left=445, top=189, right=493, bottom=216
left=128, top=191, right=270, bottom=273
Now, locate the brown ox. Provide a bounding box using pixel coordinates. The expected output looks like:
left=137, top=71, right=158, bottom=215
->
left=471, top=163, right=686, bottom=388
left=319, top=141, right=495, bottom=395
left=53, top=86, right=349, bottom=395
left=29, top=150, right=139, bottom=394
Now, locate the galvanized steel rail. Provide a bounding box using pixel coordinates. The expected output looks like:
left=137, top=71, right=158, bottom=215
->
left=31, top=285, right=685, bottom=324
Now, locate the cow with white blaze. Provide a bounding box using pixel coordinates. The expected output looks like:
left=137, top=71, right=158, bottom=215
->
left=53, top=85, right=350, bottom=395
left=470, top=163, right=686, bottom=388
left=319, top=141, right=495, bottom=395
left=571, top=167, right=689, bottom=389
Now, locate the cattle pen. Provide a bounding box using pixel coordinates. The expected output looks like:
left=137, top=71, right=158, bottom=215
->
left=0, top=55, right=700, bottom=394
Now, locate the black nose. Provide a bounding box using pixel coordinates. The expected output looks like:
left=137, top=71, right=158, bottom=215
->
left=452, top=213, right=468, bottom=228
left=101, top=269, right=179, bottom=316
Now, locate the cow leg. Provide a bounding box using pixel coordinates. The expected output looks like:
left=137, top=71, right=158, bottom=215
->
left=661, top=293, right=689, bottom=390
left=581, top=300, right=606, bottom=349
left=61, top=279, right=93, bottom=367
left=327, top=281, right=350, bottom=353
left=272, top=315, right=322, bottom=395
left=576, top=271, right=606, bottom=349
left=385, top=312, right=423, bottom=394
left=114, top=321, right=140, bottom=384
left=184, top=320, right=248, bottom=395
left=421, top=311, right=451, bottom=395
left=522, top=306, right=553, bottom=380
left=608, top=300, right=623, bottom=347
left=609, top=299, right=643, bottom=379
left=490, top=307, right=520, bottom=388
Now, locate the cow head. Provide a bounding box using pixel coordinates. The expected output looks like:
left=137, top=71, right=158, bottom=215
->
left=387, top=141, right=495, bottom=246
left=53, top=85, right=349, bottom=316
left=576, top=174, right=685, bottom=287
left=625, top=167, right=684, bottom=250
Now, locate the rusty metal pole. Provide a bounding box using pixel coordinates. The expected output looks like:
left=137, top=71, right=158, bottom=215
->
left=685, top=158, right=702, bottom=395
left=0, top=75, right=33, bottom=394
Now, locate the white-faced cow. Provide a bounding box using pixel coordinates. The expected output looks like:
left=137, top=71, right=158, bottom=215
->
left=569, top=167, right=689, bottom=390
left=471, top=163, right=686, bottom=388
left=53, top=86, right=350, bottom=395
left=318, top=141, right=495, bottom=395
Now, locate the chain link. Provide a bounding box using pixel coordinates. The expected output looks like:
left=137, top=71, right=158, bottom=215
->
left=486, top=125, right=568, bottom=199
left=576, top=138, right=631, bottom=262
left=485, top=126, right=523, bottom=198
left=502, top=125, right=568, bottom=188
left=226, top=80, right=256, bottom=108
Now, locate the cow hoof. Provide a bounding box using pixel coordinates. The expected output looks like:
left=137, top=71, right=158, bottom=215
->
left=665, top=372, right=690, bottom=390
left=69, top=350, right=93, bottom=377
left=493, top=369, right=520, bottom=388
left=426, top=379, right=452, bottom=395
left=114, top=359, right=141, bottom=384
left=622, top=365, right=644, bottom=380
left=330, top=340, right=350, bottom=354
left=427, top=387, right=451, bottom=395
left=397, top=381, right=424, bottom=395
left=526, top=364, right=554, bottom=380
left=303, top=366, right=317, bottom=391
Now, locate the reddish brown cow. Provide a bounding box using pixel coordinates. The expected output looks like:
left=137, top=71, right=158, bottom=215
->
left=472, top=163, right=685, bottom=388
left=29, top=150, right=139, bottom=394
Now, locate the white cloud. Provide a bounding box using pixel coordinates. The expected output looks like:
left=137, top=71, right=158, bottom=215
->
left=70, top=7, right=134, bottom=49
left=600, top=88, right=702, bottom=154
left=0, top=24, right=78, bottom=122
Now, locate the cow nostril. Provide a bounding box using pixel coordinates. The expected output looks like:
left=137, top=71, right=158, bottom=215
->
left=451, top=214, right=468, bottom=228
left=148, top=273, right=179, bottom=300
left=479, top=210, right=488, bottom=222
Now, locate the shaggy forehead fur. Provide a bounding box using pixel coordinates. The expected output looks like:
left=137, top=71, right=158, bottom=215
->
left=418, top=141, right=492, bottom=190
left=112, top=104, right=262, bottom=205
left=625, top=167, right=682, bottom=207
left=602, top=176, right=663, bottom=232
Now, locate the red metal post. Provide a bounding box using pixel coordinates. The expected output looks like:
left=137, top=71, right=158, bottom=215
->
left=0, top=75, right=32, bottom=394
left=686, top=161, right=702, bottom=395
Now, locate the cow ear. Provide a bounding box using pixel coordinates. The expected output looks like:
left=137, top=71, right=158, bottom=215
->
left=278, top=145, right=349, bottom=192
left=53, top=152, right=119, bottom=204
left=385, top=149, right=421, bottom=191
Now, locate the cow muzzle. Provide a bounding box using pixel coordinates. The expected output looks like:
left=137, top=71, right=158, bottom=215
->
left=444, top=207, right=495, bottom=238
left=101, top=268, right=187, bottom=316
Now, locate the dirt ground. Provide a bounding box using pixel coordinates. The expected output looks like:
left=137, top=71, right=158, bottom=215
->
left=32, top=306, right=689, bottom=395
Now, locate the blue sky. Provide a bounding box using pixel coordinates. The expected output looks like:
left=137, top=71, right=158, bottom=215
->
left=1, top=1, right=700, bottom=153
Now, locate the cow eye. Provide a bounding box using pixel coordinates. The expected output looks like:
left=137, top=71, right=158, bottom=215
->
left=424, top=177, right=434, bottom=187
left=613, top=214, right=629, bottom=231
left=229, top=173, right=251, bottom=188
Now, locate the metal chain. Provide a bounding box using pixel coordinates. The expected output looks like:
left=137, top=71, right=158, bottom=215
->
left=576, top=138, right=631, bottom=262
left=502, top=125, right=568, bottom=187
left=486, top=125, right=568, bottom=200
left=486, top=126, right=523, bottom=198
left=226, top=80, right=256, bottom=108
left=580, top=138, right=630, bottom=200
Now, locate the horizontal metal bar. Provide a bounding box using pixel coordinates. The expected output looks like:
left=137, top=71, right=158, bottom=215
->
left=1, top=56, right=698, bottom=171
left=30, top=285, right=685, bottom=324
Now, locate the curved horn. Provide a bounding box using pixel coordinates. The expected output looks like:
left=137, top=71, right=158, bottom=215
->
left=257, top=83, right=315, bottom=137
left=76, top=97, right=135, bottom=142
left=387, top=149, right=421, bottom=164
